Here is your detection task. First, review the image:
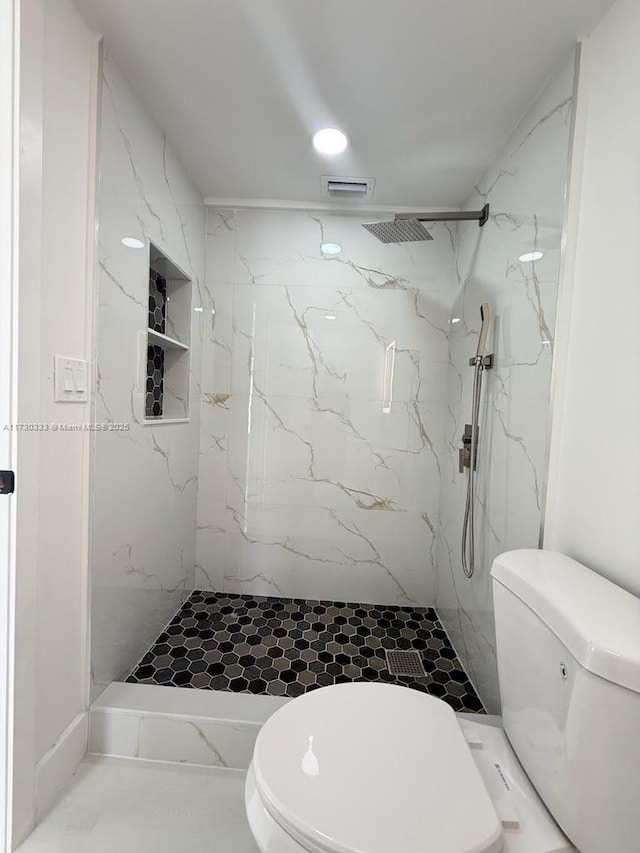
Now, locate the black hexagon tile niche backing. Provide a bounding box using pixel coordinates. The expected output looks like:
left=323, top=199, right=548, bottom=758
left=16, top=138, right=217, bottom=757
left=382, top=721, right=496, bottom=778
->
left=127, top=592, right=485, bottom=713
left=146, top=270, right=167, bottom=418
left=148, top=270, right=166, bottom=334
left=145, top=345, right=164, bottom=417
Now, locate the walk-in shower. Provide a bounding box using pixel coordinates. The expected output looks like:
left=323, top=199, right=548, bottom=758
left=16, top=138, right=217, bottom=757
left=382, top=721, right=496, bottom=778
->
left=460, top=304, right=493, bottom=578
left=85, top=15, right=576, bottom=730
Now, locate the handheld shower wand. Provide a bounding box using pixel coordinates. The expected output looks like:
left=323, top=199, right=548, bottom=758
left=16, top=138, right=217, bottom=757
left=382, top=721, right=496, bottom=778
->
left=460, top=303, right=493, bottom=578
left=476, top=303, right=491, bottom=360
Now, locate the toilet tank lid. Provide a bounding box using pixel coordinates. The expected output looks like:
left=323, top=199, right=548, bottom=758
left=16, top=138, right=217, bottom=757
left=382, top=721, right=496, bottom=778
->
left=491, top=549, right=640, bottom=694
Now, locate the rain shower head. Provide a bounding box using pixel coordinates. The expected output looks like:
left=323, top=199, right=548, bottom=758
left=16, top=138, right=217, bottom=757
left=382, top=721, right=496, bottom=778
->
left=362, top=219, right=434, bottom=244
left=362, top=205, right=490, bottom=244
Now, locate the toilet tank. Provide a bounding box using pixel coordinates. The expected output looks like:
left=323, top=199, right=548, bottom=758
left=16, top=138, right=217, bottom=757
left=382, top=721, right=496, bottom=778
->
left=491, top=550, right=640, bottom=853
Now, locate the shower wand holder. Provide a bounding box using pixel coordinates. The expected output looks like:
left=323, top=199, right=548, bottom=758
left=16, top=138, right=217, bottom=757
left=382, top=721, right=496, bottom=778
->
left=469, top=353, right=494, bottom=368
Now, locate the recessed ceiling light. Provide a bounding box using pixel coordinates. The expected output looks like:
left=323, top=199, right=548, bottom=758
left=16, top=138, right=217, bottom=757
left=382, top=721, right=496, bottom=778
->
left=121, top=237, right=145, bottom=249
left=313, top=128, right=348, bottom=155
left=325, top=314, right=337, bottom=321
left=321, top=242, right=342, bottom=255
left=519, top=250, right=544, bottom=263
left=451, top=317, right=461, bottom=324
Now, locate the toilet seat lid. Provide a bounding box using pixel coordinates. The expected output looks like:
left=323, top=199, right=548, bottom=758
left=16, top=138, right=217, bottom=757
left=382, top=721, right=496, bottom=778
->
left=252, top=683, right=503, bottom=853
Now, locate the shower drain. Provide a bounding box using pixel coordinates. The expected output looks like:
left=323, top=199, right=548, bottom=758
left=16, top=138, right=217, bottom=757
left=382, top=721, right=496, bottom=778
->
left=385, top=650, right=427, bottom=678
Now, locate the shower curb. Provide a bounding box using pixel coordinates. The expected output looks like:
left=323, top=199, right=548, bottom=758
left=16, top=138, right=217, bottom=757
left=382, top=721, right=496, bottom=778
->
left=89, top=682, right=290, bottom=770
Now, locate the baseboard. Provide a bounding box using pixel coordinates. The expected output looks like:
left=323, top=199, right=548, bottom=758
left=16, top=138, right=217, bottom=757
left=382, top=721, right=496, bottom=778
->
left=35, top=712, right=88, bottom=821
left=89, top=682, right=289, bottom=770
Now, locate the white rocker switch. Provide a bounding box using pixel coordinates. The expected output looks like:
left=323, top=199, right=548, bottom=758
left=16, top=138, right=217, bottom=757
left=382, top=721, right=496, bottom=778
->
left=63, top=367, right=74, bottom=392
left=73, top=362, right=87, bottom=393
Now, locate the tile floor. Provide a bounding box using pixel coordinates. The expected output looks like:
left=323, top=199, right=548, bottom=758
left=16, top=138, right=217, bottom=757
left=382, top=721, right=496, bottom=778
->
left=127, top=591, right=484, bottom=713
left=16, top=756, right=258, bottom=853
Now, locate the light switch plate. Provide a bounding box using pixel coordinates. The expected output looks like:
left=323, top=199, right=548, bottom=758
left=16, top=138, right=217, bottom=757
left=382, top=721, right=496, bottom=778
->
left=54, top=355, right=88, bottom=403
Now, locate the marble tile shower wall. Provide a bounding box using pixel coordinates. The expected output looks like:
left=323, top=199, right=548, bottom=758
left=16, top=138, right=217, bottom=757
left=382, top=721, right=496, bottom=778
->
left=90, top=51, right=205, bottom=696
left=197, top=210, right=458, bottom=605
left=437, top=59, right=575, bottom=712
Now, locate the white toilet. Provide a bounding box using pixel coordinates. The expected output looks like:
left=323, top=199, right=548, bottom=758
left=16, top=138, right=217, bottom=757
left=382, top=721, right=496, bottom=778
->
left=245, top=550, right=640, bottom=853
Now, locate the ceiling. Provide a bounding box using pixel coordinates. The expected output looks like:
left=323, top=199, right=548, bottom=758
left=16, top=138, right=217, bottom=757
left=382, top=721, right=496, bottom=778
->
left=74, top=0, right=614, bottom=208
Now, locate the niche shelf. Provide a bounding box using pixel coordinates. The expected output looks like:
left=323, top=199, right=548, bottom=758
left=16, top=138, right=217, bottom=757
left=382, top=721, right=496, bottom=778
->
left=144, top=243, right=192, bottom=423
left=147, top=328, right=190, bottom=351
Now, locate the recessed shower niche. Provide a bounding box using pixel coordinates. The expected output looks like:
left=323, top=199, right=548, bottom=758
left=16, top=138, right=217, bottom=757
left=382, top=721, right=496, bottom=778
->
left=144, top=243, right=192, bottom=422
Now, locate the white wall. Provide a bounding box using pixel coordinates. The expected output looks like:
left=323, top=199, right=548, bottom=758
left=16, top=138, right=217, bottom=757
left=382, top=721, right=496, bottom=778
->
left=545, top=0, right=640, bottom=595
left=198, top=208, right=456, bottom=604
left=13, top=0, right=99, bottom=843
left=90, top=52, right=205, bottom=694
left=437, top=59, right=576, bottom=712
left=0, top=0, right=16, bottom=847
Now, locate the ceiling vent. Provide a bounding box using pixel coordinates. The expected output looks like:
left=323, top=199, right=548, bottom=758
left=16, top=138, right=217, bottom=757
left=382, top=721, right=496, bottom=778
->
left=321, top=175, right=375, bottom=199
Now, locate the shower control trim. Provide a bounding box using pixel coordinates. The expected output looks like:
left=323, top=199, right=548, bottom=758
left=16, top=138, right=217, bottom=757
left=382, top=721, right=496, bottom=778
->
left=459, top=424, right=479, bottom=473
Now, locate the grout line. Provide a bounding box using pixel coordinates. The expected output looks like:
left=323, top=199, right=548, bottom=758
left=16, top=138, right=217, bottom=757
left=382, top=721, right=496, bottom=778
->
left=126, top=591, right=484, bottom=714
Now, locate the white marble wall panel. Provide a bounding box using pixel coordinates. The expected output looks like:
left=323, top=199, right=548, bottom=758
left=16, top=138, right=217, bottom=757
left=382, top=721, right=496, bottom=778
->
left=196, top=210, right=455, bottom=604
left=89, top=710, right=259, bottom=770
left=91, top=51, right=205, bottom=694
left=436, top=58, right=576, bottom=712
left=89, top=682, right=290, bottom=769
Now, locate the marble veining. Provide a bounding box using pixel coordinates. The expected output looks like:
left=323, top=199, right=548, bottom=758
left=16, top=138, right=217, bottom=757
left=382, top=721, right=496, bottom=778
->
left=196, top=209, right=456, bottom=605
left=90, top=51, right=205, bottom=697
left=90, top=49, right=574, bottom=717
left=436, top=57, right=575, bottom=712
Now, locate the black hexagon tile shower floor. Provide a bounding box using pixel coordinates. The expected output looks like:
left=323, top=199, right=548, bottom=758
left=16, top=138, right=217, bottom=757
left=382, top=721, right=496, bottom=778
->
left=127, top=592, right=485, bottom=713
